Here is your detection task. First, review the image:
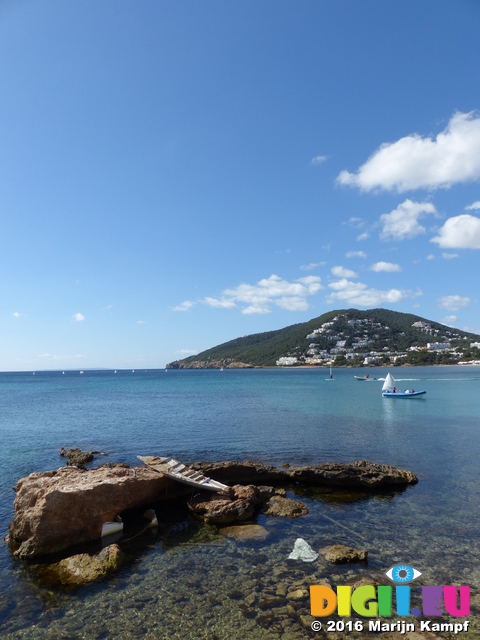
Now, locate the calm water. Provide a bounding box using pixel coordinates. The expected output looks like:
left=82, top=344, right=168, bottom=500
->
left=1, top=367, right=479, bottom=638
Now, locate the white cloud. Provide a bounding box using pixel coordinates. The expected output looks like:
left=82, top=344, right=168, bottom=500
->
left=336, top=112, right=480, bottom=192
left=346, top=251, right=367, bottom=259
left=327, top=278, right=407, bottom=307
left=442, top=252, right=458, bottom=259
left=466, top=201, right=480, bottom=210
left=311, top=155, right=327, bottom=165
left=431, top=214, right=480, bottom=249
left=380, top=199, right=436, bottom=240
left=175, top=349, right=198, bottom=355
left=349, top=217, right=365, bottom=228
left=370, top=261, right=401, bottom=272
left=331, top=266, right=358, bottom=278
left=204, top=297, right=237, bottom=309
left=442, top=315, right=458, bottom=326
left=437, top=295, right=470, bottom=311
left=427, top=254, right=435, bottom=260
left=73, top=313, right=84, bottom=322
left=205, top=274, right=323, bottom=315
left=173, top=300, right=195, bottom=312
left=13, top=312, right=26, bottom=318
left=300, top=261, right=326, bottom=271
left=137, top=320, right=146, bottom=324
left=357, top=232, right=369, bottom=241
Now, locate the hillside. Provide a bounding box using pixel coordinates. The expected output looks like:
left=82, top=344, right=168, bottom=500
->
left=166, top=308, right=480, bottom=369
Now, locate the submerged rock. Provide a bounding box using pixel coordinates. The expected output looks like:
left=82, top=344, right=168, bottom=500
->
left=8, top=465, right=189, bottom=558
left=288, top=538, right=318, bottom=563
left=220, top=524, right=269, bottom=540
left=38, top=543, right=125, bottom=586
left=318, top=544, right=368, bottom=564
left=59, top=447, right=94, bottom=468
left=262, top=495, right=308, bottom=518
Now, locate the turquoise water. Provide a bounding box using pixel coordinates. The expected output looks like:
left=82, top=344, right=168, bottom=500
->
left=1, top=367, right=479, bottom=638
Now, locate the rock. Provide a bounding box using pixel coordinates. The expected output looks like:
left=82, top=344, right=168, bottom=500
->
left=59, top=448, right=94, bottom=468
left=262, top=495, right=308, bottom=518
left=8, top=465, right=189, bottom=558
left=143, top=509, right=158, bottom=527
left=219, top=524, right=269, bottom=540
left=188, top=495, right=254, bottom=524
left=288, top=538, right=318, bottom=563
left=38, top=543, right=125, bottom=586
left=191, top=461, right=287, bottom=485
left=286, top=588, right=309, bottom=600
left=318, top=544, right=368, bottom=564
left=288, top=459, right=418, bottom=490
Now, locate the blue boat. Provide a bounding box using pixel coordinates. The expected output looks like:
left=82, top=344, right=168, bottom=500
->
left=381, top=373, right=426, bottom=398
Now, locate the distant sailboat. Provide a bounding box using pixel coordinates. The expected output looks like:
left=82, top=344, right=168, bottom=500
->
left=326, top=365, right=334, bottom=380
left=80, top=371, right=84, bottom=375
left=114, top=370, right=117, bottom=374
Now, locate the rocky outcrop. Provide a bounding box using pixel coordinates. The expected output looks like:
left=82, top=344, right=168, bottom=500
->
left=288, top=460, right=418, bottom=489
left=8, top=465, right=189, bottom=559
left=193, top=459, right=417, bottom=490
left=192, top=461, right=287, bottom=485
left=188, top=484, right=260, bottom=524
left=59, top=448, right=95, bottom=468
left=318, top=544, right=368, bottom=564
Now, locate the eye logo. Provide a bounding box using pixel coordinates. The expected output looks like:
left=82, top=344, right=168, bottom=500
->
left=386, top=564, right=422, bottom=584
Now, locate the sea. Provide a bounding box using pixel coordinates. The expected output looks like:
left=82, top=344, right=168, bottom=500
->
left=0, top=366, right=479, bottom=639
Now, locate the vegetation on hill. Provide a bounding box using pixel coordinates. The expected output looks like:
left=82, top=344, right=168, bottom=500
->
left=166, top=308, right=480, bottom=368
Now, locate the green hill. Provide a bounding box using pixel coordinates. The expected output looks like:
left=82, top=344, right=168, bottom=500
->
left=166, top=308, right=480, bottom=368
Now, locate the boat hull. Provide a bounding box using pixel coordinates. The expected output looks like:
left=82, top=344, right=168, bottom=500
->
left=382, top=391, right=426, bottom=398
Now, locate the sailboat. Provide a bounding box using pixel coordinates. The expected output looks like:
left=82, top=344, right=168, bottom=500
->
left=326, top=364, right=334, bottom=380
left=382, top=372, right=426, bottom=398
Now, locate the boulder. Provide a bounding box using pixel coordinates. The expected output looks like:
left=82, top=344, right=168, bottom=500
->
left=8, top=465, right=189, bottom=558
left=262, top=495, right=308, bottom=518
left=288, top=460, right=418, bottom=490
left=318, top=544, right=368, bottom=564
left=59, top=448, right=94, bottom=468
left=188, top=484, right=259, bottom=524
left=37, top=543, right=125, bottom=587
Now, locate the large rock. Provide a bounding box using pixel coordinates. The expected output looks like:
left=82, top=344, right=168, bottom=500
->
left=8, top=465, right=189, bottom=559
left=318, top=544, right=368, bottom=564
left=288, top=460, right=418, bottom=490
left=188, top=484, right=260, bottom=524
left=37, top=543, right=125, bottom=586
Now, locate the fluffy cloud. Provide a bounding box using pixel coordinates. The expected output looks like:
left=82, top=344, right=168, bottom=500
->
left=431, top=214, right=480, bottom=249
left=336, top=112, right=480, bottom=192
left=442, top=315, right=458, bottom=326
left=466, top=201, right=480, bottom=210
left=73, top=313, right=84, bottom=322
left=380, top=199, right=436, bottom=240
left=206, top=274, right=322, bottom=315
left=437, top=295, right=470, bottom=311
left=331, top=266, right=358, bottom=278
left=327, top=278, right=407, bottom=307
left=346, top=250, right=367, bottom=259
left=370, top=261, right=401, bottom=272
left=442, top=252, right=458, bottom=259
left=311, top=155, right=327, bottom=165
left=357, top=232, right=369, bottom=241
left=13, top=312, right=26, bottom=318
left=175, top=349, right=197, bottom=355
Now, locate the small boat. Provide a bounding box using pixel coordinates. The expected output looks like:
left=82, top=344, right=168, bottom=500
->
left=101, top=516, right=123, bottom=537
left=354, top=373, right=376, bottom=381
left=137, top=455, right=230, bottom=494
left=382, top=372, right=426, bottom=398
left=80, top=371, right=84, bottom=375
left=326, top=365, right=334, bottom=380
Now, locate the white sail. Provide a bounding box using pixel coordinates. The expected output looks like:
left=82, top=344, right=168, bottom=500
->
left=382, top=372, right=395, bottom=392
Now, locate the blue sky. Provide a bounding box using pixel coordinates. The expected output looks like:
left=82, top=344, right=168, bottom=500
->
left=1, top=1, right=480, bottom=370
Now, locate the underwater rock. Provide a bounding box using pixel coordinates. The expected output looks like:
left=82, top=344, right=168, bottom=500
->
left=262, top=495, right=308, bottom=518
left=288, top=538, right=318, bottom=563
left=8, top=465, right=189, bottom=558
left=38, top=543, right=125, bottom=586
left=288, top=459, right=418, bottom=490
left=219, top=524, right=269, bottom=540
left=318, top=544, right=368, bottom=564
